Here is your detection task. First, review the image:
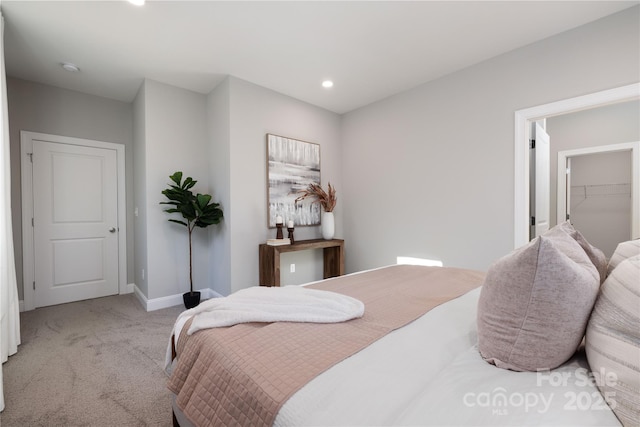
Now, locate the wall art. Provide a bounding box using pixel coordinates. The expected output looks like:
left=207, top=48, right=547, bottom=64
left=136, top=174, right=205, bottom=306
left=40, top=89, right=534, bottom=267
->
left=267, top=134, right=321, bottom=227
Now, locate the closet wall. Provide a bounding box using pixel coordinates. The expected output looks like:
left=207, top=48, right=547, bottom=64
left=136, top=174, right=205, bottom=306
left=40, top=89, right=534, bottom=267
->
left=569, top=151, right=631, bottom=257
left=547, top=100, right=639, bottom=257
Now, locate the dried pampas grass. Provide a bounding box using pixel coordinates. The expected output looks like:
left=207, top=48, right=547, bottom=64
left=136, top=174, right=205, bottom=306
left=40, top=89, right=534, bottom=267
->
left=295, top=182, right=337, bottom=212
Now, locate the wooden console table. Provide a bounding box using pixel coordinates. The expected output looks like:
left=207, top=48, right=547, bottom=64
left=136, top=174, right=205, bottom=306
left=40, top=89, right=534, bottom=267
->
left=259, top=239, right=345, bottom=287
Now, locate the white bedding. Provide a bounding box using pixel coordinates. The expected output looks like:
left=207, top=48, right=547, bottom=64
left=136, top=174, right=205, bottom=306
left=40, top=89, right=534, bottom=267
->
left=170, top=277, right=622, bottom=426
left=274, top=287, right=621, bottom=426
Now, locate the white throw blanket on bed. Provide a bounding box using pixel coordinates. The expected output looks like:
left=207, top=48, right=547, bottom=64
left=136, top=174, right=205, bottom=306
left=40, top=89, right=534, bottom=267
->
left=186, top=285, right=364, bottom=334
left=165, top=286, right=364, bottom=373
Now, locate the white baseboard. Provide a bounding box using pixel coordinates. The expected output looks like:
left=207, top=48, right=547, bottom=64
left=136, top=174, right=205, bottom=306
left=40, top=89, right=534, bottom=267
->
left=20, top=284, right=135, bottom=312
left=133, top=285, right=222, bottom=312
left=19, top=286, right=222, bottom=313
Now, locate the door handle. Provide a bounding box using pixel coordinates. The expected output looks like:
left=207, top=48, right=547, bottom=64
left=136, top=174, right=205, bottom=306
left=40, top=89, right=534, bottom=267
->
left=109, top=227, right=116, bottom=233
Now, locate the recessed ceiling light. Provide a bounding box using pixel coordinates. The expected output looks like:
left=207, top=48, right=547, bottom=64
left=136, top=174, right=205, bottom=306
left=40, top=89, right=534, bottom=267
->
left=128, top=0, right=145, bottom=5
left=322, top=80, right=334, bottom=89
left=61, top=62, right=80, bottom=73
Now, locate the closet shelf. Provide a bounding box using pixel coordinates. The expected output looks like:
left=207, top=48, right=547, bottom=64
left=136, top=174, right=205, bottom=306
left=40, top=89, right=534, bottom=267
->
left=570, top=183, right=631, bottom=198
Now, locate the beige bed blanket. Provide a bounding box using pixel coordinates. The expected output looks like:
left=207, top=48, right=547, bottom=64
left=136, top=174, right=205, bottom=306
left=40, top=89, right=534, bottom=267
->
left=168, top=265, right=485, bottom=427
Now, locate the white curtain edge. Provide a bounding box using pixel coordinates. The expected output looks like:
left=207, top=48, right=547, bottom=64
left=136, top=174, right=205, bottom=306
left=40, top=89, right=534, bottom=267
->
left=0, top=9, right=23, bottom=412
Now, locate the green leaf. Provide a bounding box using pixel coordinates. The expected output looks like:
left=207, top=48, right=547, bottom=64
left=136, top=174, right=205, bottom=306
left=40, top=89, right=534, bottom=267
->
left=184, top=180, right=196, bottom=190
left=197, top=216, right=221, bottom=226
left=203, top=203, right=221, bottom=213
left=196, top=193, right=212, bottom=208
left=180, top=204, right=197, bottom=220
left=169, top=172, right=183, bottom=186
left=168, top=219, right=188, bottom=227
left=182, top=177, right=195, bottom=190
left=161, top=188, right=184, bottom=200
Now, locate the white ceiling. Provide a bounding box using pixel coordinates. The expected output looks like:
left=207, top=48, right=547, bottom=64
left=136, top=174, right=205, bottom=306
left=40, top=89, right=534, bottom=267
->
left=2, top=1, right=637, bottom=114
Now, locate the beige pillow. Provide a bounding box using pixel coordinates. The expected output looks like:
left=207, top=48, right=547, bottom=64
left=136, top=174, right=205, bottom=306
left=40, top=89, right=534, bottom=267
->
left=586, top=255, right=640, bottom=427
left=477, top=232, right=600, bottom=371
left=608, top=239, right=640, bottom=276
left=550, top=221, right=607, bottom=283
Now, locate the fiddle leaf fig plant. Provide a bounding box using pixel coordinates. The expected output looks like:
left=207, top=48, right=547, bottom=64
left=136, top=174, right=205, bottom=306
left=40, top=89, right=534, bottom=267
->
left=160, top=171, right=223, bottom=295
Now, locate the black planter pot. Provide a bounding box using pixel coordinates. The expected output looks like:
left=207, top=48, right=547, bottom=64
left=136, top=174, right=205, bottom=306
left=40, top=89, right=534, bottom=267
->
left=183, top=291, right=201, bottom=309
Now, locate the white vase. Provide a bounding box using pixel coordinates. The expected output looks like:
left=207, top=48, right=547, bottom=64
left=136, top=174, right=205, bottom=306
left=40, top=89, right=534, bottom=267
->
left=321, top=211, right=335, bottom=240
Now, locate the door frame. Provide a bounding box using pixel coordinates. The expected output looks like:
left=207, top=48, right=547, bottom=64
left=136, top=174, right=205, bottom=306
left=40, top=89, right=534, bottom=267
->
left=20, top=131, right=127, bottom=311
left=514, top=82, right=640, bottom=249
left=557, top=142, right=639, bottom=235
left=556, top=141, right=640, bottom=239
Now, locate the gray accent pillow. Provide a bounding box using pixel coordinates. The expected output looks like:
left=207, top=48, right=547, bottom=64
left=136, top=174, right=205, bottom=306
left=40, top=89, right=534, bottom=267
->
left=586, top=255, right=640, bottom=427
left=551, top=221, right=607, bottom=283
left=608, top=239, right=640, bottom=276
left=477, top=231, right=600, bottom=371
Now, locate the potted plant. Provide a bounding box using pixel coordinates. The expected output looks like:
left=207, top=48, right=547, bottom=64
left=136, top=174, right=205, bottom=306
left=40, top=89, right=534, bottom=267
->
left=161, top=171, right=223, bottom=309
left=295, top=182, right=337, bottom=240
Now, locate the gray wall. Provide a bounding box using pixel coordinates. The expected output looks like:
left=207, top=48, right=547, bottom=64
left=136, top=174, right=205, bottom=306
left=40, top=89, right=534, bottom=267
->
left=569, top=151, right=632, bottom=258
left=341, top=6, right=640, bottom=273
left=212, top=77, right=342, bottom=294
left=132, top=82, right=148, bottom=297
left=206, top=78, right=232, bottom=296
left=136, top=79, right=210, bottom=300
left=7, top=78, right=135, bottom=299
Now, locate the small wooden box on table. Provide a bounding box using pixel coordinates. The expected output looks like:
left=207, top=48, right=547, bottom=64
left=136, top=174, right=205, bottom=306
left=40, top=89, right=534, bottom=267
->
left=259, top=239, right=345, bottom=287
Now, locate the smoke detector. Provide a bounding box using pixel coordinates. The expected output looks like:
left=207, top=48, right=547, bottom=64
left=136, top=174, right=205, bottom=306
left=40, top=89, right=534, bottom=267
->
left=61, top=62, right=80, bottom=72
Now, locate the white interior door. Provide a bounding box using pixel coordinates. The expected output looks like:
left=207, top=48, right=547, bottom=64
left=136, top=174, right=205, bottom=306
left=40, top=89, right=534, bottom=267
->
left=32, top=140, right=119, bottom=307
left=530, top=122, right=551, bottom=238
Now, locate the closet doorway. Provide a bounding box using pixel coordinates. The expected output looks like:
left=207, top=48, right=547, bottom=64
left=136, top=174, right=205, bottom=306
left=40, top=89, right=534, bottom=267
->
left=558, top=143, right=637, bottom=258
left=514, top=83, right=640, bottom=249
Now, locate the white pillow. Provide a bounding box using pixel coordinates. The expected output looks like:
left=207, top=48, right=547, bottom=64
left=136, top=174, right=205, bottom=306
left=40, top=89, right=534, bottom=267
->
left=608, top=239, right=640, bottom=275
left=586, top=254, right=640, bottom=426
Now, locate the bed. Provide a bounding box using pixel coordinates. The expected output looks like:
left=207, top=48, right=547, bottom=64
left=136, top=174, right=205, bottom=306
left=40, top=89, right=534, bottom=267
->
left=166, top=225, right=639, bottom=427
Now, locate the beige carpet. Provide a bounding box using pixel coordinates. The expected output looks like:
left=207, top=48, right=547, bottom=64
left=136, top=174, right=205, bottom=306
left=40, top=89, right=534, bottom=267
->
left=0, top=294, right=183, bottom=426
